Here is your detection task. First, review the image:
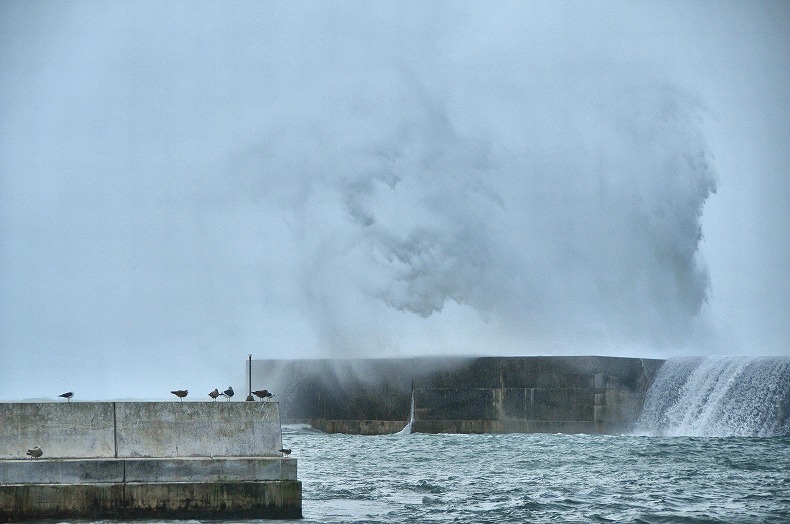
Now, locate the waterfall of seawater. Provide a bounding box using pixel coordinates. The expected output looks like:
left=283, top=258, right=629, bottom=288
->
left=636, top=356, right=790, bottom=437
left=396, top=389, right=415, bottom=435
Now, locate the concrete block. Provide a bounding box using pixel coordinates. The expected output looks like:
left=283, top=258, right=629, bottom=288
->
left=0, top=480, right=302, bottom=521
left=597, top=389, right=643, bottom=429
left=123, top=457, right=296, bottom=482
left=0, top=459, right=124, bottom=484
left=415, top=388, right=497, bottom=420
left=0, top=401, right=301, bottom=521
left=503, top=388, right=528, bottom=418
left=121, top=480, right=302, bottom=519
left=114, top=401, right=282, bottom=457
left=0, top=456, right=296, bottom=485
left=0, top=401, right=284, bottom=459
left=0, top=403, right=115, bottom=459
left=0, top=482, right=125, bottom=522
left=528, top=388, right=595, bottom=422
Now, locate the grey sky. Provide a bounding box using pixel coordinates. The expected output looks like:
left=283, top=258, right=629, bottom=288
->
left=1, top=1, right=788, bottom=399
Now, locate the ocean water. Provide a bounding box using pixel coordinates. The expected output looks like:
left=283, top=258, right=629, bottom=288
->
left=273, top=426, right=790, bottom=524
left=269, top=357, right=790, bottom=523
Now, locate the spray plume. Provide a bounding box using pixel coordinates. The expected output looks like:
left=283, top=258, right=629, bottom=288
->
left=10, top=2, right=786, bottom=401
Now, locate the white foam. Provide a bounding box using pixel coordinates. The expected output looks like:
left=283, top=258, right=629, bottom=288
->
left=636, top=357, right=790, bottom=437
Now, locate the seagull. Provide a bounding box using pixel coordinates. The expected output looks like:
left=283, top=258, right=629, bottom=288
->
left=58, top=392, right=74, bottom=402
left=208, top=388, right=220, bottom=401
left=252, top=389, right=274, bottom=401
left=222, top=386, right=234, bottom=401
left=171, top=390, right=188, bottom=401
left=26, top=446, right=43, bottom=459
left=279, top=448, right=291, bottom=456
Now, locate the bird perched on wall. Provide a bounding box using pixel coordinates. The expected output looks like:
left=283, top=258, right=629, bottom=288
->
left=208, top=388, right=220, bottom=401
left=252, top=389, right=274, bottom=401
left=58, top=391, right=73, bottom=402
left=279, top=448, right=291, bottom=456
left=171, top=390, right=188, bottom=401
left=222, top=386, right=234, bottom=401
left=26, top=446, right=43, bottom=459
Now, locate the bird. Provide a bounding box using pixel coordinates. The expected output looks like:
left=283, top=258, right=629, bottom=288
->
left=26, top=446, right=43, bottom=459
left=58, top=392, right=73, bottom=402
left=171, top=390, right=188, bottom=401
left=208, top=388, right=220, bottom=401
left=222, top=386, right=234, bottom=401
left=279, top=448, right=291, bottom=456
left=252, top=389, right=274, bottom=401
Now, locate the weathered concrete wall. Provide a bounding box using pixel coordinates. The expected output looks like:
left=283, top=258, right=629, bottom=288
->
left=0, top=401, right=300, bottom=521
left=0, top=458, right=124, bottom=485
left=311, top=419, right=408, bottom=435
left=0, top=457, right=297, bottom=484
left=122, top=457, right=297, bottom=483
left=253, top=356, right=664, bottom=434
left=115, top=402, right=281, bottom=457
left=412, top=356, right=662, bottom=434
left=0, top=481, right=302, bottom=521
left=0, top=403, right=115, bottom=459
left=0, top=401, right=282, bottom=459
left=252, top=357, right=473, bottom=422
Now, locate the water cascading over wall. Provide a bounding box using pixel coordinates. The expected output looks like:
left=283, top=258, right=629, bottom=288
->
left=636, top=357, right=790, bottom=437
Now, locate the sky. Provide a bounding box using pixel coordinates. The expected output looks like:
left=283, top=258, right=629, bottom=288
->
left=1, top=1, right=788, bottom=400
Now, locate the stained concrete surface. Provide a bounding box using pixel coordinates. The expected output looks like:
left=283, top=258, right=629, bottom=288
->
left=0, top=401, right=301, bottom=521
left=0, top=481, right=302, bottom=521
left=0, top=401, right=283, bottom=459
left=252, top=356, right=664, bottom=434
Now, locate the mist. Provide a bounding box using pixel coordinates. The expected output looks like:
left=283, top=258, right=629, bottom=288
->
left=1, top=2, right=788, bottom=399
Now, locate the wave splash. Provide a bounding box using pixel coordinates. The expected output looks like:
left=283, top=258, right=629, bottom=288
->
left=637, top=357, right=790, bottom=437
left=395, top=388, right=416, bottom=436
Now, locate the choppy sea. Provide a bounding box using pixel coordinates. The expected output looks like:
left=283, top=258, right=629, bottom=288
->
left=273, top=357, right=790, bottom=523
left=275, top=425, right=790, bottom=524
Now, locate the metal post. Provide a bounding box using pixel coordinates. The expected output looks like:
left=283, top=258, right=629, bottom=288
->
left=246, top=354, right=254, bottom=401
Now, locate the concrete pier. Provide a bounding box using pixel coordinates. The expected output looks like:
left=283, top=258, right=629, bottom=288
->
left=0, top=401, right=301, bottom=521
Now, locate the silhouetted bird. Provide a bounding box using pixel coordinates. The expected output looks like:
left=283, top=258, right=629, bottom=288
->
left=58, top=392, right=73, bottom=402
left=222, top=386, right=234, bottom=401
left=252, top=389, right=274, bottom=401
left=208, top=388, right=220, bottom=401
left=279, top=448, right=291, bottom=456
left=26, top=446, right=43, bottom=459
left=171, top=390, right=188, bottom=401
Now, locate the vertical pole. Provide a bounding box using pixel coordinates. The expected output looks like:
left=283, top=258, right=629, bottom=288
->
left=246, top=354, right=254, bottom=401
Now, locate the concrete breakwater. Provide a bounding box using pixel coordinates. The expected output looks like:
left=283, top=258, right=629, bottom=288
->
left=0, top=401, right=301, bottom=521
left=253, top=356, right=664, bottom=435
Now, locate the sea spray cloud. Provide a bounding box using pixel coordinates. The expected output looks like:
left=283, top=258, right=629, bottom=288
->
left=234, top=75, right=717, bottom=352
left=3, top=1, right=783, bottom=400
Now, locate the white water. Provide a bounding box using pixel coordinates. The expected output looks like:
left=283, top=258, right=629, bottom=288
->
left=637, top=357, right=790, bottom=437
left=396, top=388, right=416, bottom=436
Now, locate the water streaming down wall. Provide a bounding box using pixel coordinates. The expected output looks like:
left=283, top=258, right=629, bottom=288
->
left=636, top=357, right=790, bottom=437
